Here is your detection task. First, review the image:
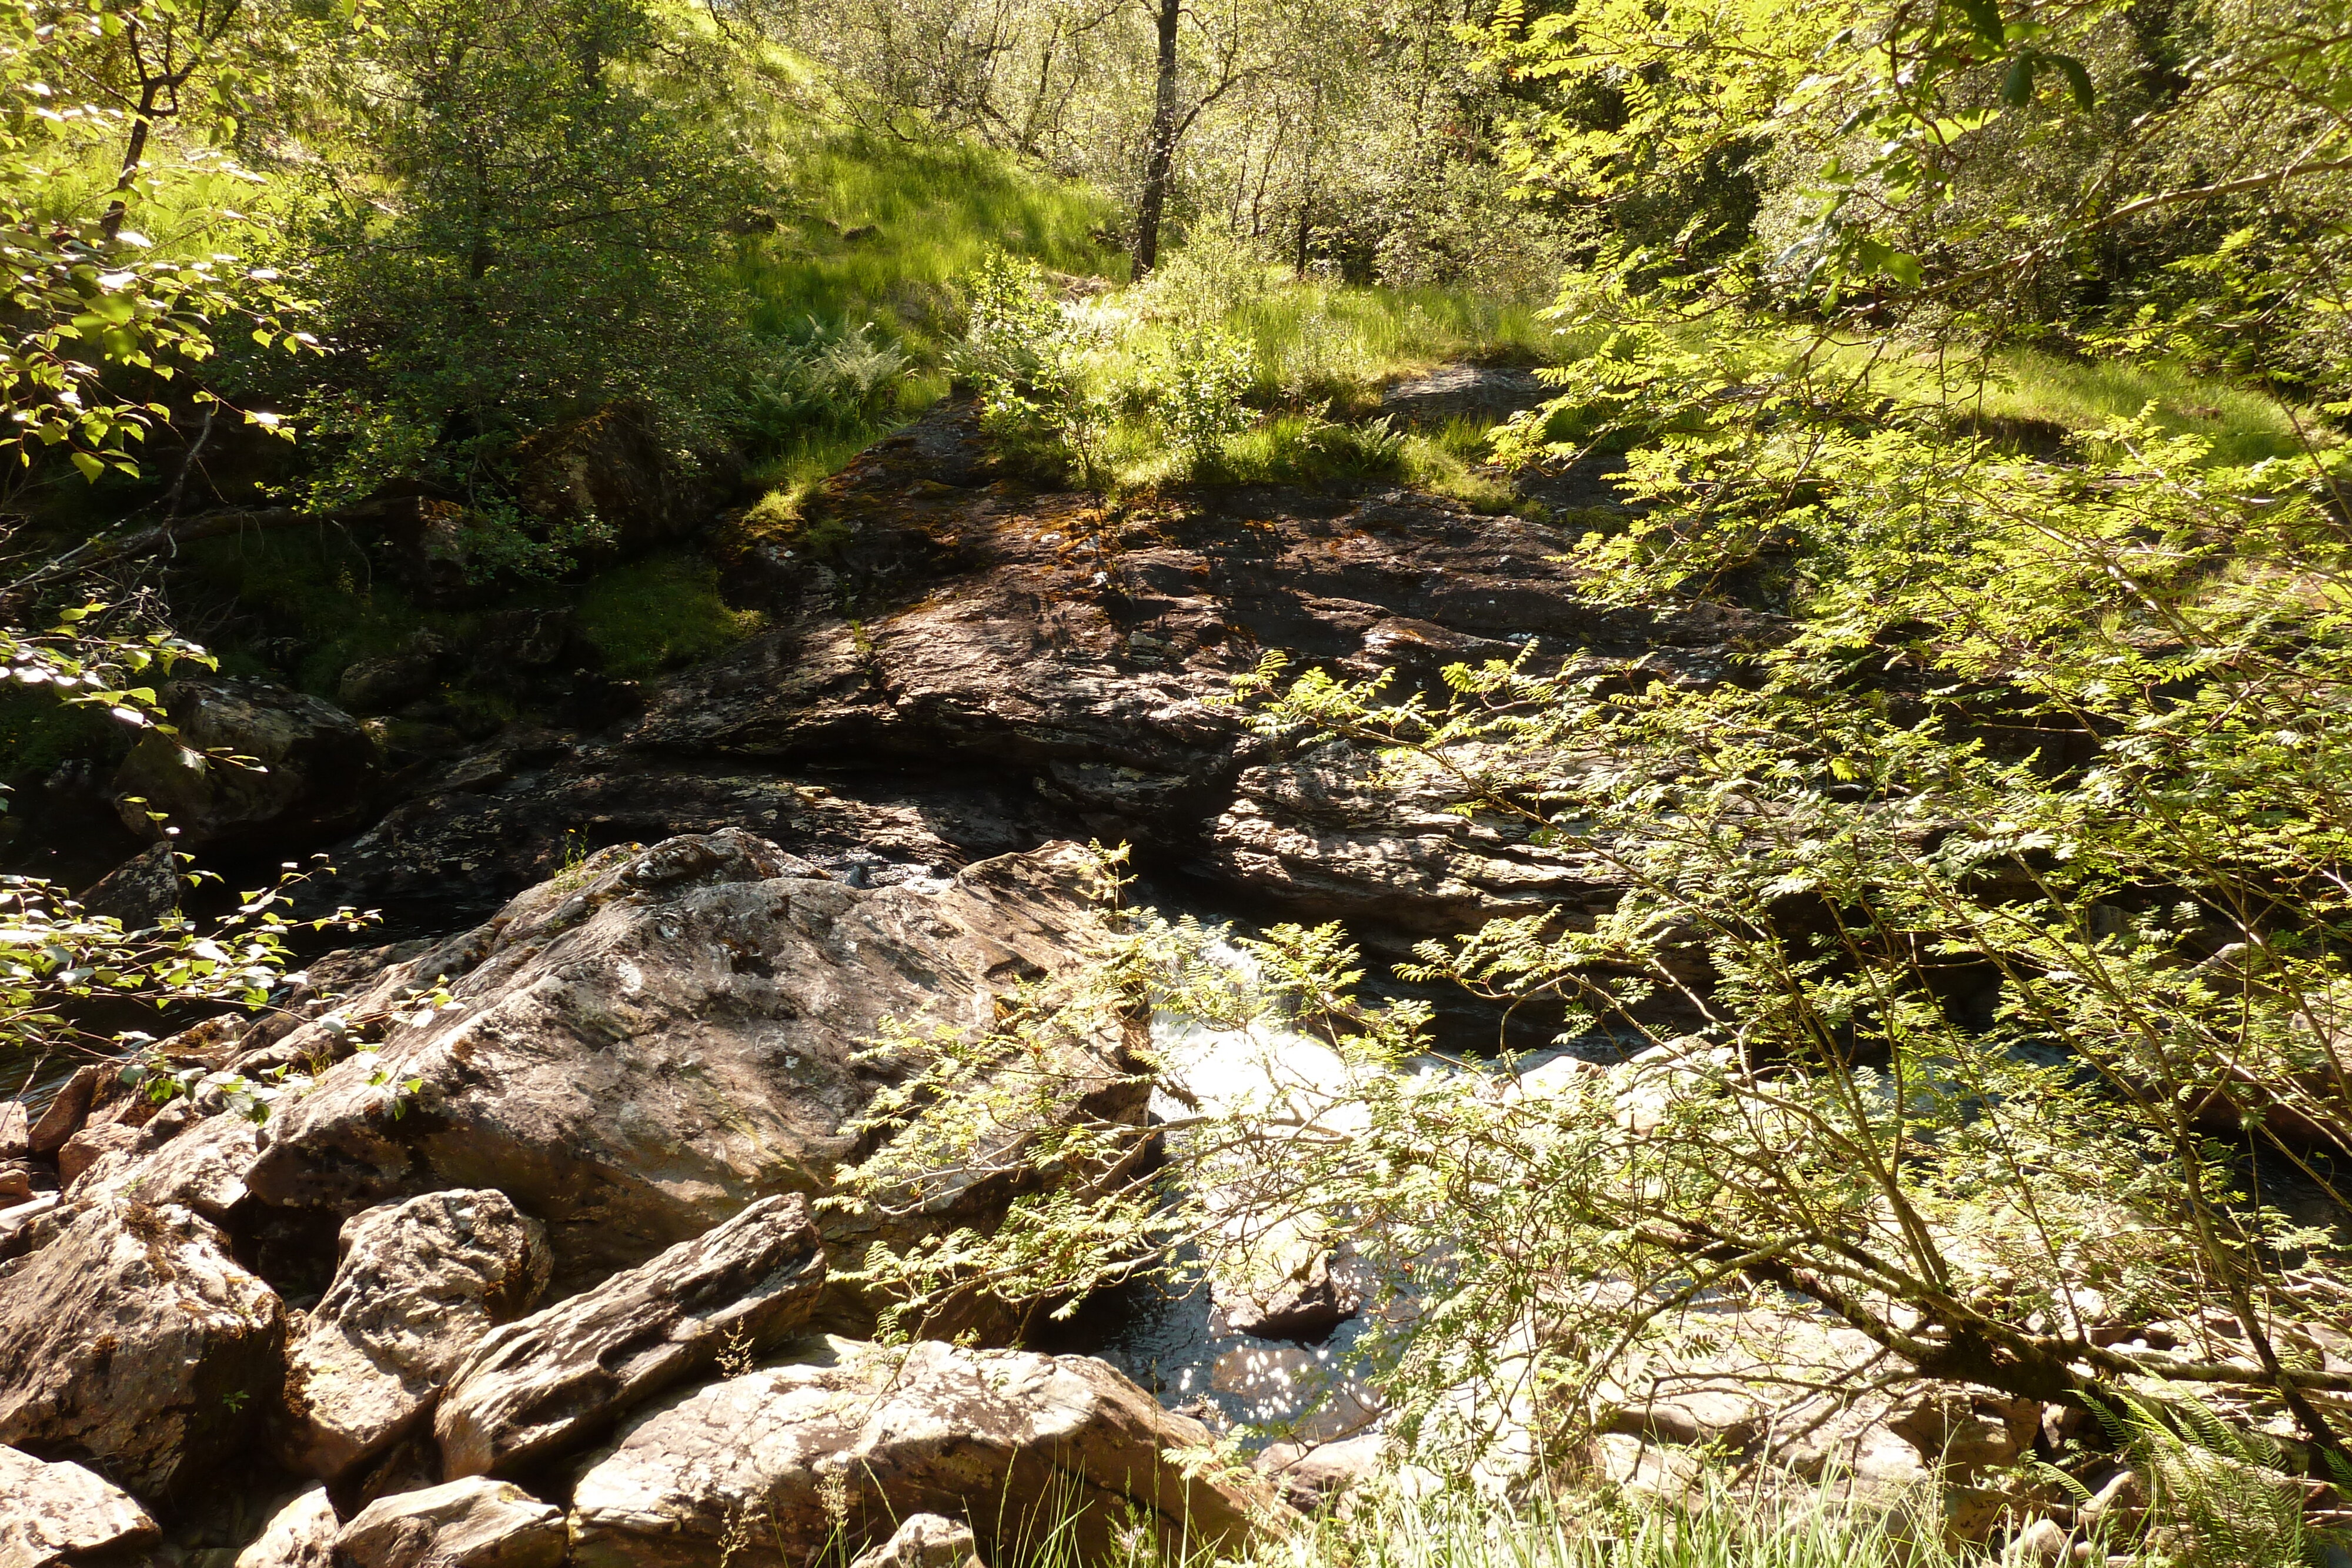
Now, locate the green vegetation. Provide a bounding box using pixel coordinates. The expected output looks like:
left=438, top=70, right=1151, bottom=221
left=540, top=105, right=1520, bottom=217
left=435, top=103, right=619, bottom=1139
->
left=574, top=552, right=765, bottom=679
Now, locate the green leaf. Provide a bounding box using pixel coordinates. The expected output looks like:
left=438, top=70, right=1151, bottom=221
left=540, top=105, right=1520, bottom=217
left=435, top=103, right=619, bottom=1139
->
left=2047, top=54, right=2096, bottom=109
left=1954, top=0, right=2004, bottom=47
left=2000, top=54, right=2037, bottom=105
left=69, top=451, right=103, bottom=483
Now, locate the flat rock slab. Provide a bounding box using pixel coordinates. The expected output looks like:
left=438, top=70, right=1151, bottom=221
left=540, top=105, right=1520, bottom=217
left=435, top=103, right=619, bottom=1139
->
left=336, top=1477, right=565, bottom=1568
left=436, top=1193, right=824, bottom=1479
left=248, top=830, right=1136, bottom=1290
left=569, top=1335, right=1272, bottom=1567
left=0, top=1198, right=282, bottom=1498
left=0, top=1443, right=160, bottom=1566
left=1377, top=365, right=1549, bottom=426
left=276, top=1189, right=549, bottom=1481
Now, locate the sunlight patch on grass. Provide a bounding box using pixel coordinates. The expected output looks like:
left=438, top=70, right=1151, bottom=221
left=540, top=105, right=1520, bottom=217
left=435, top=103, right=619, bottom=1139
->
left=574, top=551, right=765, bottom=678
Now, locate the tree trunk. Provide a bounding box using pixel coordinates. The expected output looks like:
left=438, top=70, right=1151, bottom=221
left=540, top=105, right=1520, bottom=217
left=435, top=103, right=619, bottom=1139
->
left=1131, top=0, right=1181, bottom=278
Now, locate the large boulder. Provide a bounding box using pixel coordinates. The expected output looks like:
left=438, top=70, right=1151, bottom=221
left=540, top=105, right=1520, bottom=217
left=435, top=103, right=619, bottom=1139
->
left=275, top=1189, right=550, bottom=1482
left=568, top=1336, right=1273, bottom=1567
left=512, top=401, right=704, bottom=557
left=0, top=1444, right=160, bottom=1566
left=0, top=1197, right=283, bottom=1497
left=110, top=678, right=380, bottom=851
left=335, top=1477, right=565, bottom=1568
left=436, top=1193, right=823, bottom=1479
left=246, top=830, right=1145, bottom=1289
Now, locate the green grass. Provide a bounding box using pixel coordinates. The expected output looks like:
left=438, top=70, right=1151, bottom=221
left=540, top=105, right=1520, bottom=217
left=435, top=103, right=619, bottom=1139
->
left=1837, top=341, right=2320, bottom=466
left=574, top=551, right=765, bottom=678
left=739, top=129, right=1126, bottom=365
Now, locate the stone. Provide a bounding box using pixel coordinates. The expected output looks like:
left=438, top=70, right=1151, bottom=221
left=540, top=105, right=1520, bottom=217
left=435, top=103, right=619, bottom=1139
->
left=1887, top=1387, right=2042, bottom=1473
left=1378, top=365, right=1549, bottom=426
left=0, top=1102, right=25, bottom=1161
left=110, top=678, right=380, bottom=851
left=335, top=1477, right=565, bottom=1568
left=54, top=1118, right=142, bottom=1185
left=436, top=1193, right=824, bottom=1479
left=0, top=1444, right=160, bottom=1566
left=1214, top=1251, right=1359, bottom=1343
left=78, top=842, right=182, bottom=928
left=232, top=1488, right=338, bottom=1568
left=1254, top=1433, right=1386, bottom=1509
left=2012, top=1516, right=2072, bottom=1564
left=846, top=1513, right=981, bottom=1568
left=315, top=399, right=1766, bottom=975
left=568, top=1336, right=1272, bottom=1567
left=339, top=655, right=438, bottom=714
left=26, top=1066, right=103, bottom=1158
left=248, top=831, right=1144, bottom=1291
left=0, top=1195, right=62, bottom=1262
left=275, top=1190, right=550, bottom=1482
left=0, top=1198, right=283, bottom=1497
left=512, top=402, right=703, bottom=558
left=67, top=1109, right=263, bottom=1222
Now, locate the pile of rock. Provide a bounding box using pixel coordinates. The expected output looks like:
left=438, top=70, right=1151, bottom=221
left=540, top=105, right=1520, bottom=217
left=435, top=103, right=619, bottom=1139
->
left=0, top=831, right=1267, bottom=1565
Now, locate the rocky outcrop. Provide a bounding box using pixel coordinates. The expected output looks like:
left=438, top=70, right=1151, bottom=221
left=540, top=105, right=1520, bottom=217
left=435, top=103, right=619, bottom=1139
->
left=0, top=1198, right=282, bottom=1497
left=335, top=1477, right=566, bottom=1568
left=315, top=401, right=1764, bottom=970
left=78, top=842, right=182, bottom=928
left=436, top=1194, right=824, bottom=1479
left=568, top=1335, right=1271, bottom=1567
left=67, top=1107, right=262, bottom=1221
left=246, top=830, right=1142, bottom=1288
left=111, top=678, right=380, bottom=851
left=0, top=1444, right=161, bottom=1566
left=275, top=1189, right=550, bottom=1481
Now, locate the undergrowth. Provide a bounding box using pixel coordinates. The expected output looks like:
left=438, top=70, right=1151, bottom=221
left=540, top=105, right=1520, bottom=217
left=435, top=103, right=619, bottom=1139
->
left=574, top=551, right=765, bottom=678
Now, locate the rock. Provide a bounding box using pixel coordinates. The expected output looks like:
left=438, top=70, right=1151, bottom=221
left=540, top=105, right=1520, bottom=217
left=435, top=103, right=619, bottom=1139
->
left=339, top=655, right=438, bottom=714
left=0, top=1195, right=62, bottom=1261
left=1888, top=1387, right=2042, bottom=1473
left=1378, top=364, right=1548, bottom=426
left=316, top=400, right=1768, bottom=975
left=54, top=1118, right=142, bottom=1186
left=26, top=1066, right=103, bottom=1158
left=0, top=1102, right=26, bottom=1163
left=0, top=1444, right=161, bottom=1566
left=335, top=1477, right=565, bottom=1568
left=512, top=402, right=703, bottom=557
left=232, top=1487, right=338, bottom=1568
left=66, top=1109, right=262, bottom=1222
left=436, top=1193, right=824, bottom=1479
left=475, top=609, right=573, bottom=671
left=275, top=1190, right=550, bottom=1482
left=1214, top=1251, right=1359, bottom=1343
left=248, top=831, right=1142, bottom=1290
left=110, top=678, right=380, bottom=851
left=1254, top=1433, right=1386, bottom=1509
left=2012, top=1516, right=2072, bottom=1563
left=847, top=1514, right=982, bottom=1568
left=568, top=1336, right=1272, bottom=1567
left=0, top=1197, right=283, bottom=1497
left=78, top=842, right=182, bottom=928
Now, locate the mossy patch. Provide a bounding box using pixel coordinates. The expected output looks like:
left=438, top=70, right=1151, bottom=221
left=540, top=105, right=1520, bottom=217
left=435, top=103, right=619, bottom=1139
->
left=575, top=551, right=766, bottom=679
